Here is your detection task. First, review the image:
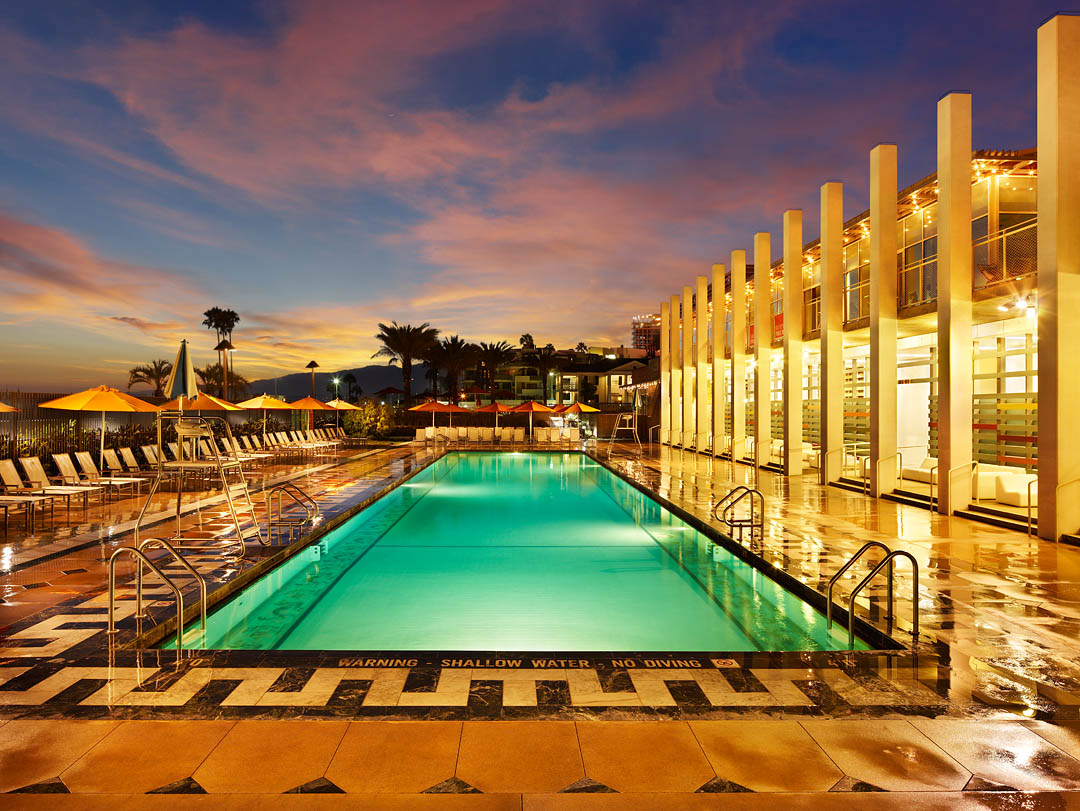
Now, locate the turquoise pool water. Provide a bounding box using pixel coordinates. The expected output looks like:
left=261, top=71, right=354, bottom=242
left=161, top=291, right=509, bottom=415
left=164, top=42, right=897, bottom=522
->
left=179, top=453, right=869, bottom=651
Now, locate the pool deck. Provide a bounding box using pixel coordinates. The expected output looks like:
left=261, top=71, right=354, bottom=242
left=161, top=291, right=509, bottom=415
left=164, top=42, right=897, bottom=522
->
left=4, top=440, right=1080, bottom=804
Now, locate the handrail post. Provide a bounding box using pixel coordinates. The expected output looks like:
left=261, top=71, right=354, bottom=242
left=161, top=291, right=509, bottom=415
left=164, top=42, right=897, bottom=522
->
left=138, top=538, right=207, bottom=634
left=108, top=547, right=185, bottom=659
left=826, top=541, right=892, bottom=629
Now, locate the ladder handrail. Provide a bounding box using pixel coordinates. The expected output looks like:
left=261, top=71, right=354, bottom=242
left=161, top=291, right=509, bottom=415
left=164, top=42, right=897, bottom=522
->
left=265, top=481, right=320, bottom=542
left=108, top=547, right=185, bottom=656
left=826, top=541, right=893, bottom=630
left=721, top=487, right=762, bottom=525
left=718, top=487, right=764, bottom=542
left=712, top=486, right=750, bottom=522
left=847, top=549, right=919, bottom=648
left=137, top=537, right=206, bottom=634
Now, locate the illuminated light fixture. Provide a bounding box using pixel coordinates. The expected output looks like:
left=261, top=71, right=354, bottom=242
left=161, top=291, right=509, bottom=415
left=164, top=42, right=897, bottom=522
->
left=998, top=304, right=1010, bottom=312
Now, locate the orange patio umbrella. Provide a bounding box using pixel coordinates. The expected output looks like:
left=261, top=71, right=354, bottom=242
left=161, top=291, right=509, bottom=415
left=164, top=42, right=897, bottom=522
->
left=38, top=385, right=159, bottom=463
left=510, top=400, right=554, bottom=437
left=0, top=402, right=19, bottom=413
left=160, top=392, right=242, bottom=411
left=290, top=395, right=336, bottom=431
left=409, top=400, right=469, bottom=427
left=562, top=402, right=600, bottom=415
left=236, top=393, right=298, bottom=444
left=476, top=401, right=514, bottom=428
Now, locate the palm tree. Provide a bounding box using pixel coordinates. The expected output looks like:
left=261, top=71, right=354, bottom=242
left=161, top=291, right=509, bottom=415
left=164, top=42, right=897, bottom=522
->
left=477, top=340, right=516, bottom=404
left=342, top=372, right=358, bottom=401
left=434, top=335, right=478, bottom=403
left=203, top=307, right=241, bottom=397
left=575, top=341, right=589, bottom=355
left=372, top=321, right=440, bottom=403
left=535, top=343, right=562, bottom=404
left=195, top=363, right=250, bottom=399
left=520, top=333, right=535, bottom=351
left=127, top=359, right=173, bottom=397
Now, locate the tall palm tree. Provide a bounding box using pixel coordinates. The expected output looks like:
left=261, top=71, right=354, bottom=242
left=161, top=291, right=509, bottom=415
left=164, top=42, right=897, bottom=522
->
left=203, top=307, right=241, bottom=397
left=575, top=341, right=589, bottom=355
left=127, top=359, right=173, bottom=397
left=535, top=343, right=562, bottom=404
left=372, top=321, right=440, bottom=403
left=195, top=363, right=250, bottom=399
left=342, top=372, right=358, bottom=401
left=477, top=340, right=516, bottom=404
left=434, top=335, right=478, bottom=403
left=520, top=333, right=535, bottom=351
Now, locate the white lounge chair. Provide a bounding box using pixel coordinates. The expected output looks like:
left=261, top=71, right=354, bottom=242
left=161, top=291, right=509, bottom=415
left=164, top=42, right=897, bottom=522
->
left=513, top=428, right=525, bottom=444
left=996, top=472, right=1038, bottom=507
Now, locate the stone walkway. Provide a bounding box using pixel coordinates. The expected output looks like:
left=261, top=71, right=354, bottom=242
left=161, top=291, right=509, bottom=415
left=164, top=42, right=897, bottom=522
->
left=5, top=442, right=1080, bottom=805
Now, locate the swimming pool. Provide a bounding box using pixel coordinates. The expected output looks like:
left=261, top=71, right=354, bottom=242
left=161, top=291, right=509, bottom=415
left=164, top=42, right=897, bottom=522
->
left=177, top=453, right=869, bottom=651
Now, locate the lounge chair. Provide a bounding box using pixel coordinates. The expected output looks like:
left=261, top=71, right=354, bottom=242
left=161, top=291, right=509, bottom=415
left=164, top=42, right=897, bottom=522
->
left=141, top=445, right=164, bottom=468
left=479, top=427, right=494, bottom=445
left=414, top=428, right=426, bottom=443
left=54, top=454, right=121, bottom=500
left=119, top=447, right=149, bottom=474
left=534, top=427, right=548, bottom=444
left=568, top=427, right=581, bottom=445
left=513, top=428, right=525, bottom=445
left=996, top=472, right=1038, bottom=507
left=18, top=457, right=101, bottom=509
left=498, top=427, right=513, bottom=444
left=74, top=451, right=142, bottom=496
left=0, top=494, right=51, bottom=533
left=467, top=427, right=480, bottom=444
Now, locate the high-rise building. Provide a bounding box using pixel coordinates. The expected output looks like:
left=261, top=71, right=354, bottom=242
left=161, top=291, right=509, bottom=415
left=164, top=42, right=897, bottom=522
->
left=631, top=314, right=661, bottom=352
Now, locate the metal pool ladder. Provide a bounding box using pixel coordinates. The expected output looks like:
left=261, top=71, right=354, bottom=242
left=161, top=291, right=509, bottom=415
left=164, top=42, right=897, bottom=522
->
left=107, top=539, right=207, bottom=656
left=827, top=542, right=919, bottom=648
left=712, top=486, right=764, bottom=543
left=265, top=482, right=320, bottom=544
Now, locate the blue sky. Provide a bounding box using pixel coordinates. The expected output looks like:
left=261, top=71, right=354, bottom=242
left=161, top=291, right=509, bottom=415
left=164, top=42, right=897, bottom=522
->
left=0, top=0, right=1062, bottom=389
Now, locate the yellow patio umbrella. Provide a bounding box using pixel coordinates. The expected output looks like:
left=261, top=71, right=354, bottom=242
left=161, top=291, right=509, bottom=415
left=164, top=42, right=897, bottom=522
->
left=326, top=398, right=360, bottom=431
left=476, top=401, right=513, bottom=428
left=562, top=402, right=600, bottom=414
left=38, top=385, right=159, bottom=463
left=0, top=402, right=19, bottom=413
left=510, top=400, right=554, bottom=438
left=235, top=393, right=297, bottom=444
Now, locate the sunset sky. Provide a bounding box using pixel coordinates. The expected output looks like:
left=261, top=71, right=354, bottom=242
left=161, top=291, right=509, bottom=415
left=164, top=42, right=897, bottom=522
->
left=0, top=0, right=1062, bottom=390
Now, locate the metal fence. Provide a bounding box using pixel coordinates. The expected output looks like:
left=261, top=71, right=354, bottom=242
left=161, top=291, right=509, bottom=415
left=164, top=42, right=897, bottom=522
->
left=974, top=221, right=1037, bottom=289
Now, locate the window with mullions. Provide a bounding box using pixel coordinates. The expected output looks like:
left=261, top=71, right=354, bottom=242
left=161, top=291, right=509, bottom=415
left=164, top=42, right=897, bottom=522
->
left=843, top=236, right=870, bottom=323
left=803, top=260, right=821, bottom=332
left=898, top=204, right=938, bottom=308
left=770, top=276, right=783, bottom=342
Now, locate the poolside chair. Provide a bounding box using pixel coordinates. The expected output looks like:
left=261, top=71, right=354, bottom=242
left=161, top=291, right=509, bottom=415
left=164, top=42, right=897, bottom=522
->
left=119, top=447, right=150, bottom=474
left=0, top=493, right=51, bottom=533
left=0, top=459, right=63, bottom=515
left=534, top=427, right=548, bottom=444
left=568, top=427, right=581, bottom=446
left=18, top=457, right=100, bottom=509
left=464, top=427, right=477, bottom=445
left=141, top=445, right=163, bottom=468
left=53, top=453, right=119, bottom=500
left=513, top=428, right=525, bottom=445
left=458, top=427, right=469, bottom=444
left=481, top=427, right=495, bottom=445
left=74, top=451, right=142, bottom=496
left=498, top=427, right=513, bottom=444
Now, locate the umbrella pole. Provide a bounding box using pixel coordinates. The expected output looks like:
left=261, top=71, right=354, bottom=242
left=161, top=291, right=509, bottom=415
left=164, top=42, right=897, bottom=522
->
left=100, top=411, right=105, bottom=467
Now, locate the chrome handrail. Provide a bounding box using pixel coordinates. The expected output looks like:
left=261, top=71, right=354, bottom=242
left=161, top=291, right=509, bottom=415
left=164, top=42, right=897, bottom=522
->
left=1027, top=478, right=1038, bottom=537
left=265, top=482, right=320, bottom=543
left=137, top=537, right=206, bottom=635
left=720, top=487, right=764, bottom=542
left=108, top=547, right=185, bottom=658
left=649, top=424, right=662, bottom=444
left=826, top=541, right=893, bottom=631
left=712, top=486, right=749, bottom=522
left=933, top=461, right=977, bottom=514
left=847, top=549, right=918, bottom=648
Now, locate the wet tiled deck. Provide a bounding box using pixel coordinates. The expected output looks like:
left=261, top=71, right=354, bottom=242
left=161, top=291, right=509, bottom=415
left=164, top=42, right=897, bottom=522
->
left=4, top=441, right=1080, bottom=803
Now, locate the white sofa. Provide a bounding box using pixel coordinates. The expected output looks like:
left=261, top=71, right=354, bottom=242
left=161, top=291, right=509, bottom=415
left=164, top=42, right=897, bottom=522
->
left=995, top=472, right=1038, bottom=507
left=901, top=457, right=937, bottom=483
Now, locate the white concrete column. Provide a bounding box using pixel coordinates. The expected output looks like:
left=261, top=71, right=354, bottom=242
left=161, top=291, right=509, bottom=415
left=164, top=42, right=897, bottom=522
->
left=696, top=274, right=710, bottom=451
left=731, top=250, right=747, bottom=461
left=712, top=264, right=726, bottom=457
left=682, top=284, right=695, bottom=447
left=659, top=299, right=671, bottom=444
left=670, top=293, right=682, bottom=445
left=870, top=144, right=898, bottom=496
left=820, top=182, right=844, bottom=485
left=783, top=209, right=804, bottom=475
left=1038, top=15, right=1080, bottom=540
left=937, top=92, right=974, bottom=514
left=754, top=233, right=772, bottom=468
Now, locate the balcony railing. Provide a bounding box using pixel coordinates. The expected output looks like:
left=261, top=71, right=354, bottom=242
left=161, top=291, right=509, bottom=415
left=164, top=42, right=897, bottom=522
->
left=899, top=257, right=938, bottom=309
left=974, top=220, right=1037, bottom=290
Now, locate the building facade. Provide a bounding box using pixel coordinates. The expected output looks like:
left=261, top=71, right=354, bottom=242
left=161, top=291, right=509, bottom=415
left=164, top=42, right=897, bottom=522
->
left=631, top=314, right=662, bottom=353
left=658, top=15, right=1080, bottom=543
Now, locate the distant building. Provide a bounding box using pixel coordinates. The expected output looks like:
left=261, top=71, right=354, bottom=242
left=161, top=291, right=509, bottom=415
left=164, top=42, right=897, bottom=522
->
left=631, top=314, right=661, bottom=353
